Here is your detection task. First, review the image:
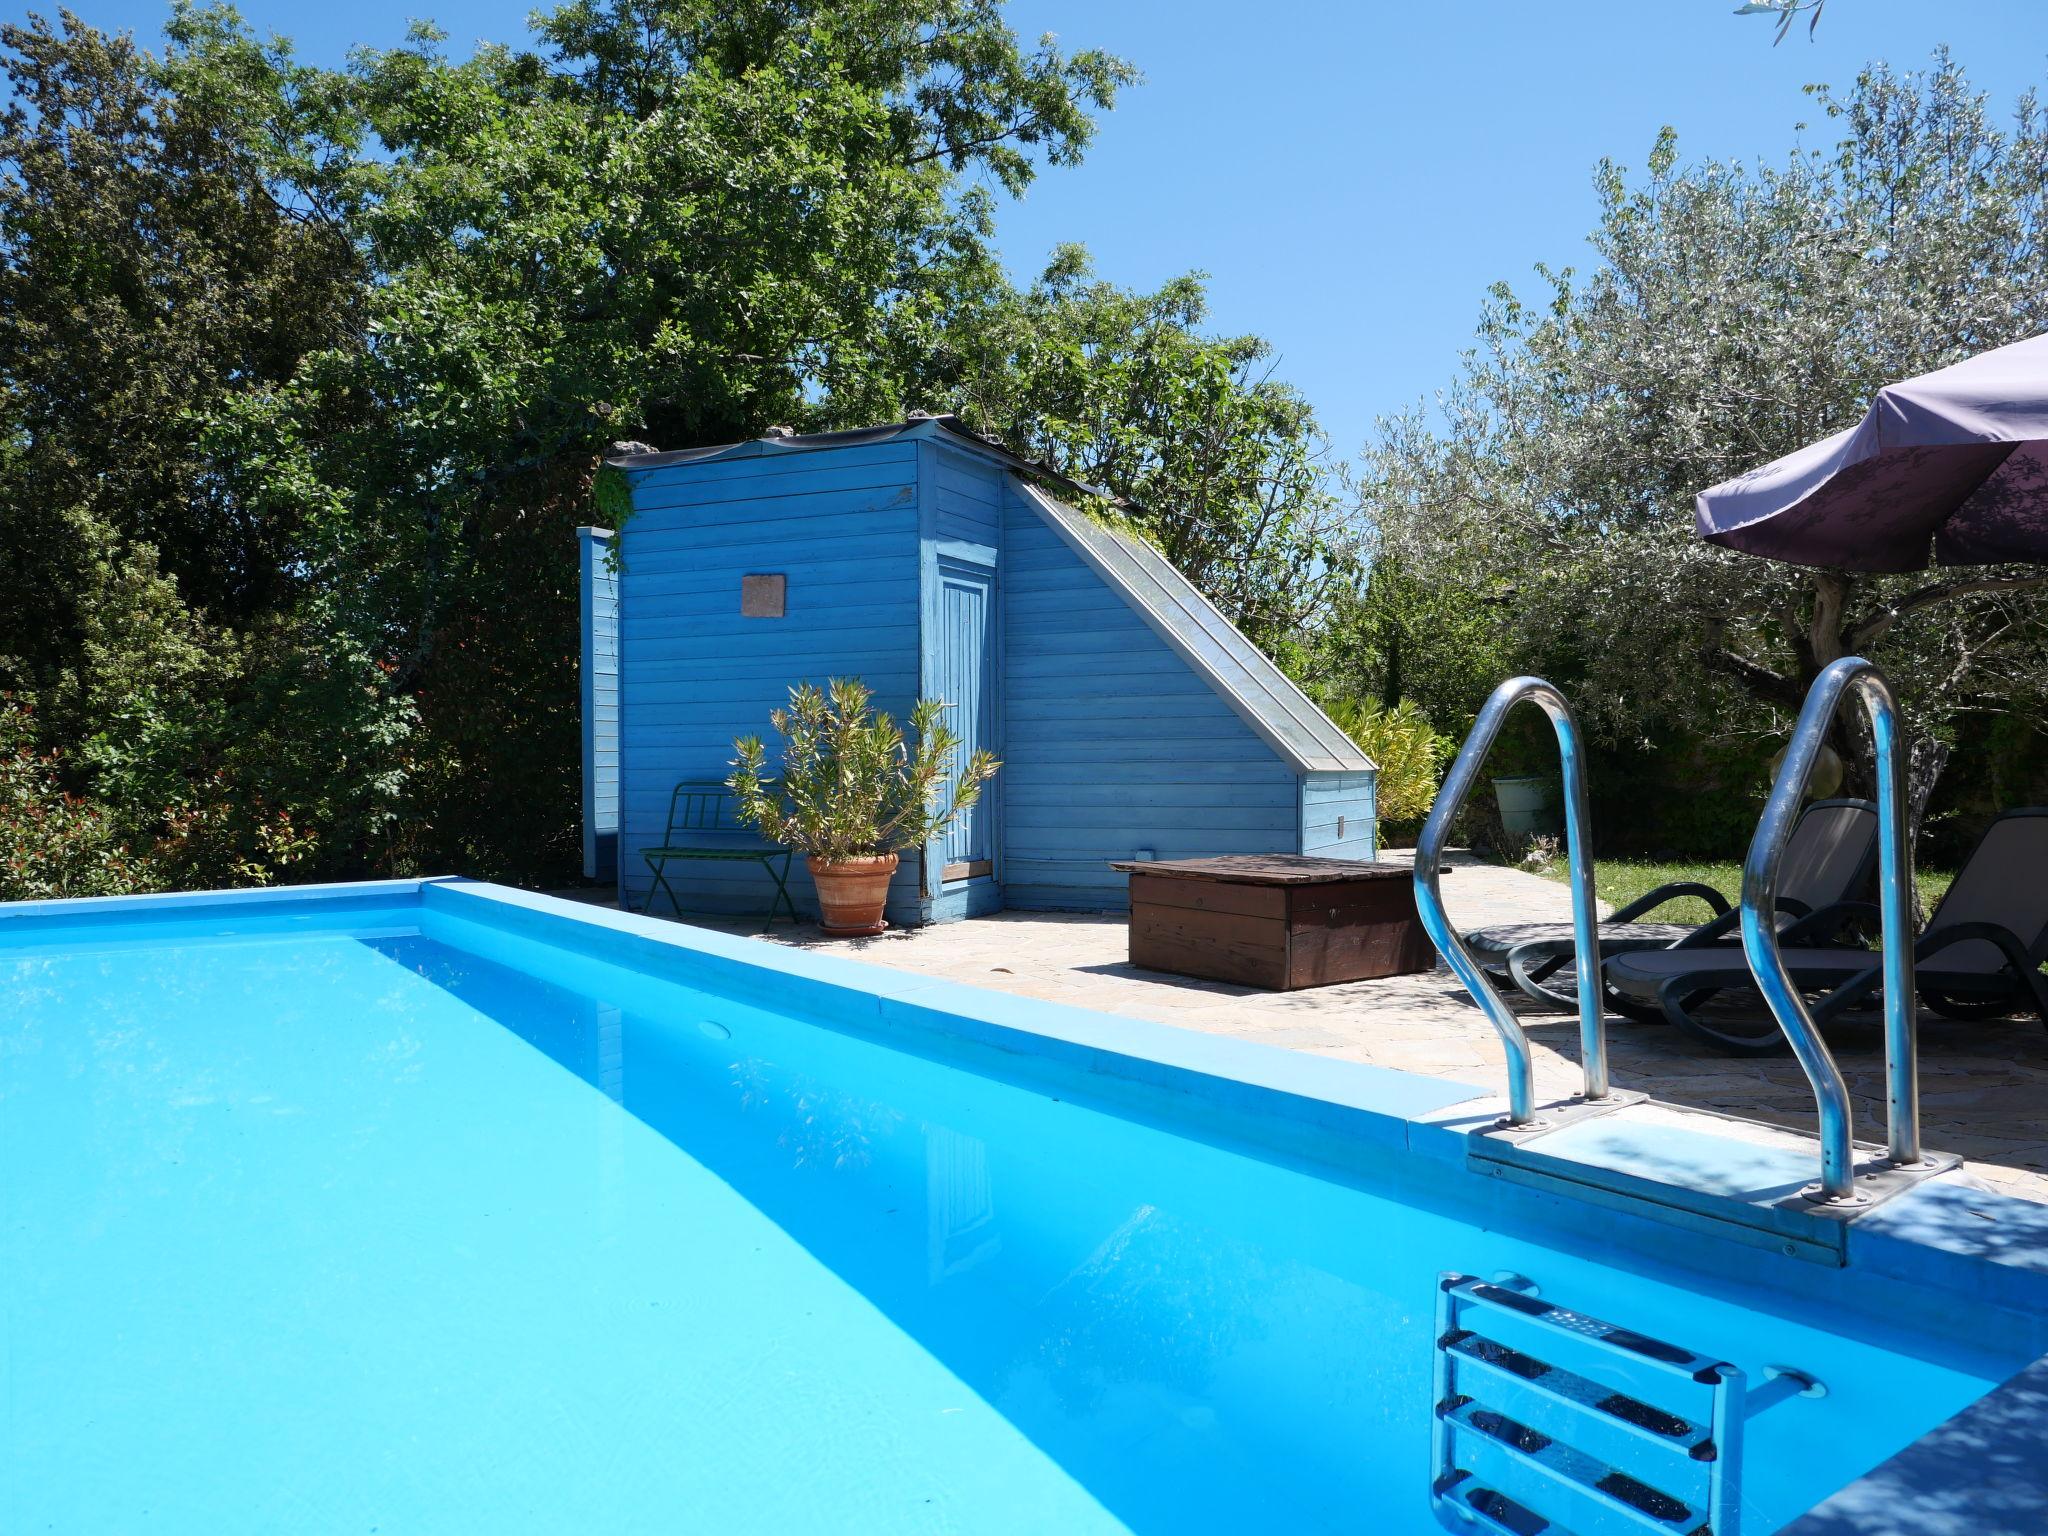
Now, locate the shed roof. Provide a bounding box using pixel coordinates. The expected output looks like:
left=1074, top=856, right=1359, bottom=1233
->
left=605, top=412, right=1088, bottom=482
left=608, top=415, right=1374, bottom=778
left=1015, top=484, right=1373, bottom=776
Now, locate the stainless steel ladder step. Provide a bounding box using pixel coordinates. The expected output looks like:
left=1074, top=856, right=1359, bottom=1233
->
left=1432, top=1275, right=1747, bottom=1536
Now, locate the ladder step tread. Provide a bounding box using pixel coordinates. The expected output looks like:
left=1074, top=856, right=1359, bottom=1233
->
left=1436, top=1472, right=1569, bottom=1536
left=1441, top=1282, right=1724, bottom=1424
left=1446, top=1278, right=1724, bottom=1378
left=1445, top=1420, right=1711, bottom=1536
left=1444, top=1333, right=1716, bottom=1468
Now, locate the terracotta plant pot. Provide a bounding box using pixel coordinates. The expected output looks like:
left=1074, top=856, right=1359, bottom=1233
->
left=808, top=852, right=899, bottom=936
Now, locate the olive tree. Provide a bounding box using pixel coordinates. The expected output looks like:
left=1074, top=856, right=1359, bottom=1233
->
left=1360, top=53, right=2048, bottom=810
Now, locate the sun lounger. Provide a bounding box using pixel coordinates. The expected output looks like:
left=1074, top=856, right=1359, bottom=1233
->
left=1464, top=799, right=1878, bottom=1011
left=1605, top=808, right=2048, bottom=1054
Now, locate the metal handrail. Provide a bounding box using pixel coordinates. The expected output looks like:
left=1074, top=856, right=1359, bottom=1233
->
left=1742, top=656, right=1922, bottom=1202
left=1414, top=677, right=1607, bottom=1124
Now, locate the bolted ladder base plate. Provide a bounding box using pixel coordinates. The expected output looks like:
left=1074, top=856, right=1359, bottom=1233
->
left=1476, top=1090, right=1647, bottom=1145
left=1466, top=1099, right=1963, bottom=1267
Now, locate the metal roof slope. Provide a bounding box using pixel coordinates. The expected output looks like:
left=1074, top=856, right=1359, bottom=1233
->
left=1016, top=483, right=1374, bottom=777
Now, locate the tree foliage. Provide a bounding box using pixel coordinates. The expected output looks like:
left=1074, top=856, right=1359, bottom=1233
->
left=1317, top=553, right=1518, bottom=733
left=1360, top=53, right=2048, bottom=809
left=0, top=698, right=155, bottom=899
left=929, top=247, right=1356, bottom=648
left=1320, top=697, right=1447, bottom=826
left=1733, top=1, right=1827, bottom=46
left=0, top=8, right=408, bottom=887
left=11, top=2, right=1341, bottom=891
left=0, top=7, right=366, bottom=656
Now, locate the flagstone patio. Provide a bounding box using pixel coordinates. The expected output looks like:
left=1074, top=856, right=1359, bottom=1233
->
left=589, top=852, right=2048, bottom=1204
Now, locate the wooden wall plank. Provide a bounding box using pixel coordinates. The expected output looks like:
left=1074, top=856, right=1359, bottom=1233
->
left=617, top=448, right=924, bottom=921
left=1000, top=477, right=1299, bottom=912
left=1128, top=873, right=1287, bottom=919
left=621, top=441, right=916, bottom=502
left=934, top=447, right=1003, bottom=546
left=1298, top=769, right=1379, bottom=861
left=626, top=503, right=916, bottom=556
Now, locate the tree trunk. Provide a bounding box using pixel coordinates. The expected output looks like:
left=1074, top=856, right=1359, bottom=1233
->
left=1825, top=679, right=1947, bottom=925
left=1903, top=735, right=1949, bottom=928
left=1808, top=571, right=1850, bottom=672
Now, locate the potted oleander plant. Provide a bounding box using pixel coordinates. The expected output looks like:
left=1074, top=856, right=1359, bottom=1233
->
left=729, top=677, right=999, bottom=936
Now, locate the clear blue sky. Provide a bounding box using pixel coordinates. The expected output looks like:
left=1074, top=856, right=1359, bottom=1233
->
left=45, top=0, right=2048, bottom=454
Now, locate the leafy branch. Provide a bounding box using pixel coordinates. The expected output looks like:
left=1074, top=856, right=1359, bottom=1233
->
left=1732, top=1, right=1827, bottom=45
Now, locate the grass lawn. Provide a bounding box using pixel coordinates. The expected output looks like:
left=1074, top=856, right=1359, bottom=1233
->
left=1532, top=855, right=1955, bottom=919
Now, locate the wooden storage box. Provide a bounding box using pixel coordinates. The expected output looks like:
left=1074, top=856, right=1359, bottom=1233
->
left=1109, top=854, right=1439, bottom=990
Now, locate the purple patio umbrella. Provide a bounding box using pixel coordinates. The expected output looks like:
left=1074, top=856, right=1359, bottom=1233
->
left=1697, top=331, right=2048, bottom=571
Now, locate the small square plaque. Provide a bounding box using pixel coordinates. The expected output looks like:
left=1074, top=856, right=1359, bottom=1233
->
left=740, top=573, right=786, bottom=618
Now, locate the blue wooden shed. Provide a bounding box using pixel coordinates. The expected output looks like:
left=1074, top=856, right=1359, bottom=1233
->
left=581, top=415, right=1376, bottom=926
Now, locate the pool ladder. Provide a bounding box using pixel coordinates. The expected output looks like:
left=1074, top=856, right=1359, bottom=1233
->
left=1413, top=677, right=1609, bottom=1126
left=1739, top=657, right=1934, bottom=1202
left=1432, top=1273, right=1820, bottom=1536
left=1412, top=664, right=1932, bottom=1204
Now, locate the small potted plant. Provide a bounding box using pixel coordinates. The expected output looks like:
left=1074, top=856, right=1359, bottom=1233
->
left=729, top=677, right=999, bottom=936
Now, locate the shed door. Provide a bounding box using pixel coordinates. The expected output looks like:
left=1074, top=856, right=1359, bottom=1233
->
left=936, top=559, right=997, bottom=876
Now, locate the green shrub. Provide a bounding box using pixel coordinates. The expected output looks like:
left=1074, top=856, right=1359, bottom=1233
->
left=1325, top=697, right=1448, bottom=825
left=729, top=678, right=999, bottom=863
left=0, top=700, right=156, bottom=901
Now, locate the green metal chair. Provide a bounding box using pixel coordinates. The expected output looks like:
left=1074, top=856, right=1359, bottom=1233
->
left=641, top=781, right=798, bottom=930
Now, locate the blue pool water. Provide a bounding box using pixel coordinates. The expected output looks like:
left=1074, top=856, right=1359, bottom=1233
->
left=0, top=892, right=2027, bottom=1534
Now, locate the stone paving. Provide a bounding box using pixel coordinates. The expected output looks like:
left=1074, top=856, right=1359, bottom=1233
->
left=598, top=852, right=2048, bottom=1203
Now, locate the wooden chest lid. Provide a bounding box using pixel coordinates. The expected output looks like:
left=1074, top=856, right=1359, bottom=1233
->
left=1107, top=854, right=1427, bottom=886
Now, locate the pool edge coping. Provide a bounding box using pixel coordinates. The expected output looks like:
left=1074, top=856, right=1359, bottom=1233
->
left=1782, top=1345, right=2048, bottom=1536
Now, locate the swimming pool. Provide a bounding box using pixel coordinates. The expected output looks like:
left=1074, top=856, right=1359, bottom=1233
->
left=4, top=879, right=2044, bottom=1534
